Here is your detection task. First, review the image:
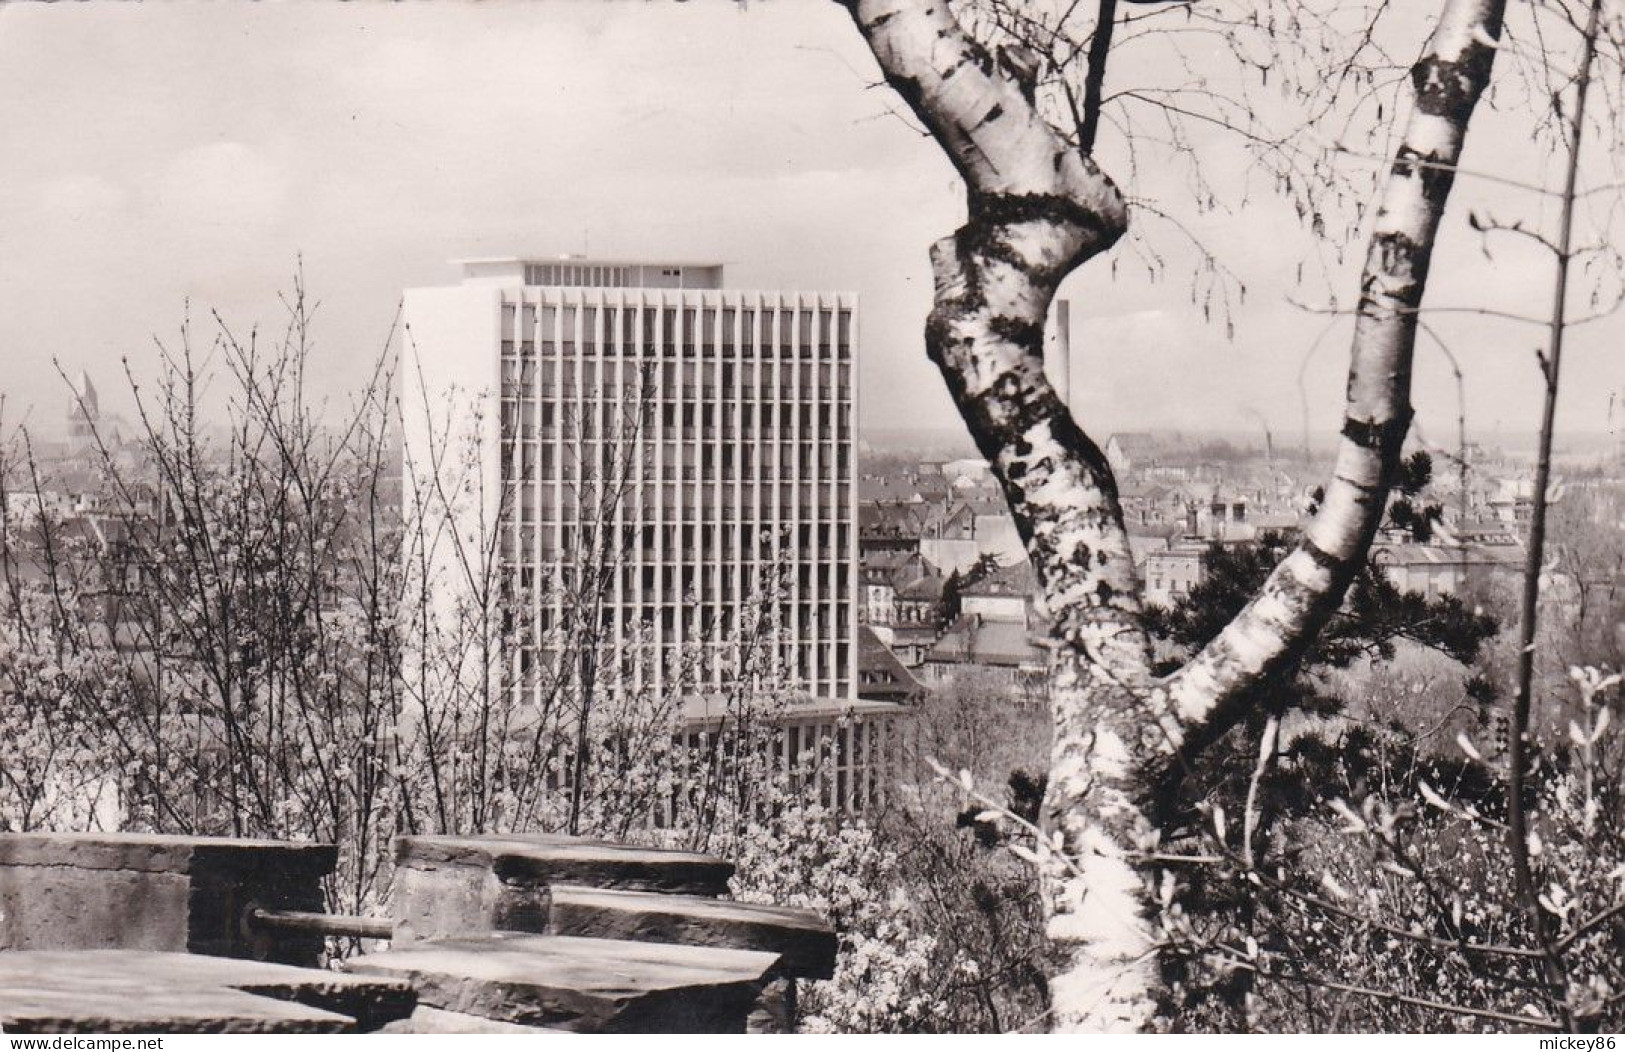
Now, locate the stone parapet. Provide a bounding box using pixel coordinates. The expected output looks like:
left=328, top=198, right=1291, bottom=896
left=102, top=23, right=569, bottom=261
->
left=0, top=833, right=336, bottom=966
left=0, top=831, right=837, bottom=1034
left=546, top=884, right=836, bottom=979
left=346, top=932, right=778, bottom=1033
left=0, top=949, right=415, bottom=1033
left=389, top=833, right=733, bottom=940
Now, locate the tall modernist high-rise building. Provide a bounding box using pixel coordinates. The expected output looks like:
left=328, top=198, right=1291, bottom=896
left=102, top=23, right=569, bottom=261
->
left=401, top=258, right=858, bottom=710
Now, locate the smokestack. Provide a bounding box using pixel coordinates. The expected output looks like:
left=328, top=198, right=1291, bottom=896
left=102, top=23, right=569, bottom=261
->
left=1044, top=299, right=1073, bottom=413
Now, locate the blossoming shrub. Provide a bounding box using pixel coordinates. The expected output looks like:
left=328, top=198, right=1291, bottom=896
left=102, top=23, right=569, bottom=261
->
left=1157, top=666, right=1624, bottom=1032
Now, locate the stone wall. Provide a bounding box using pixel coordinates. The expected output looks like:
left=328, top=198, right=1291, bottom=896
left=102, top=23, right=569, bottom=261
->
left=0, top=833, right=334, bottom=966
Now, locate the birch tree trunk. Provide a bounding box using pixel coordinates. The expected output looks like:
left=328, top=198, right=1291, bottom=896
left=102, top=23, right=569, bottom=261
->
left=841, top=0, right=1506, bottom=1030
left=1162, top=0, right=1507, bottom=756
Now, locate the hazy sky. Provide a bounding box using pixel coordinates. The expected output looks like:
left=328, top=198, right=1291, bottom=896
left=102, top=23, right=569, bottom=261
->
left=0, top=0, right=1618, bottom=447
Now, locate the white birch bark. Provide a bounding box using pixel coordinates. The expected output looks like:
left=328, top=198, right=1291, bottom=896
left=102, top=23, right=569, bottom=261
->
left=840, top=0, right=1507, bottom=1030
left=1162, top=0, right=1507, bottom=755
left=840, top=0, right=1166, bottom=1029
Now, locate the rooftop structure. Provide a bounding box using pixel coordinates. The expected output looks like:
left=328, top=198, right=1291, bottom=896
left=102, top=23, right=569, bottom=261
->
left=454, top=257, right=727, bottom=291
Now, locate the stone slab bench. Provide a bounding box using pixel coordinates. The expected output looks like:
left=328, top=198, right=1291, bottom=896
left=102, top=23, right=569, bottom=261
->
left=0, top=832, right=335, bottom=966
left=0, top=949, right=416, bottom=1034
left=546, top=884, right=836, bottom=979
left=345, top=931, right=778, bottom=1033
left=390, top=833, right=734, bottom=939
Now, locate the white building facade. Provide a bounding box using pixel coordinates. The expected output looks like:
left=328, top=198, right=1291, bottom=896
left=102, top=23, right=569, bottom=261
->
left=402, top=258, right=859, bottom=711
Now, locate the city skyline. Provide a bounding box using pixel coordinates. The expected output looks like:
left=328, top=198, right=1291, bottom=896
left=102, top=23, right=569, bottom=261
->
left=3, top=2, right=1620, bottom=451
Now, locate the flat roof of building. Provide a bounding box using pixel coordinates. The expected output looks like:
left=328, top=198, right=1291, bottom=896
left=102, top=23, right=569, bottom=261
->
left=450, top=256, right=728, bottom=269
left=680, top=694, right=907, bottom=726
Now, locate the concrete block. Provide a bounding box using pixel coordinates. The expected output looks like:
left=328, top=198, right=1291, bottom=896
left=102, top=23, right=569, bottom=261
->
left=389, top=833, right=732, bottom=940
left=347, top=931, right=777, bottom=1033
left=0, top=949, right=415, bottom=1034
left=547, top=884, right=836, bottom=979
left=0, top=833, right=336, bottom=965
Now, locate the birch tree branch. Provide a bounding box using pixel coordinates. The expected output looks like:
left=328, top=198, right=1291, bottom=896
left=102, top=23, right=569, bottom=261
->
left=1163, top=0, right=1508, bottom=754
left=841, top=0, right=1150, bottom=675
left=841, top=0, right=1172, bottom=1029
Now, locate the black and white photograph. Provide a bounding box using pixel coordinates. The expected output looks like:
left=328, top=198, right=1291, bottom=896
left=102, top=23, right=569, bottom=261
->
left=0, top=0, right=1621, bottom=1036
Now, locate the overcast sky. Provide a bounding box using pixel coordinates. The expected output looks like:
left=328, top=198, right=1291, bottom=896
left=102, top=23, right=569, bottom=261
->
left=0, top=0, right=1618, bottom=448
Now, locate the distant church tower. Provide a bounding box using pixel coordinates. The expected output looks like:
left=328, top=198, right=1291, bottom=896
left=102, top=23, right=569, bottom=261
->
left=68, top=370, right=99, bottom=448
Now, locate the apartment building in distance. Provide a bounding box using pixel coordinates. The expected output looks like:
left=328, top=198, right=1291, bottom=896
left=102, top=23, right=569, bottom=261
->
left=401, top=257, right=896, bottom=812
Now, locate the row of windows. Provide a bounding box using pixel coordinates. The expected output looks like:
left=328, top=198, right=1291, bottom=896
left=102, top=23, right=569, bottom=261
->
left=513, top=641, right=852, bottom=670
left=505, top=595, right=855, bottom=621
left=500, top=429, right=852, bottom=461
left=508, top=515, right=846, bottom=539
left=505, top=485, right=852, bottom=514
left=507, top=642, right=854, bottom=690
left=499, top=552, right=854, bottom=583
left=500, top=430, right=850, bottom=453
left=499, top=439, right=853, bottom=471
left=499, top=408, right=853, bottom=443
left=504, top=467, right=853, bottom=488
left=499, top=594, right=853, bottom=622
left=511, top=581, right=852, bottom=609
left=506, top=590, right=853, bottom=614
left=500, top=592, right=855, bottom=622
left=499, top=386, right=853, bottom=418
left=504, top=604, right=851, bottom=633
left=513, top=602, right=852, bottom=635
left=523, top=263, right=646, bottom=287
left=497, top=362, right=858, bottom=399
left=509, top=630, right=853, bottom=654
left=500, top=445, right=853, bottom=481
left=498, top=399, right=853, bottom=436
left=500, top=467, right=856, bottom=490
left=499, top=353, right=853, bottom=390
left=511, top=522, right=852, bottom=550
left=504, top=424, right=851, bottom=448
left=507, top=504, right=851, bottom=530
left=499, top=559, right=852, bottom=595
left=653, top=400, right=848, bottom=432
left=499, top=555, right=853, bottom=584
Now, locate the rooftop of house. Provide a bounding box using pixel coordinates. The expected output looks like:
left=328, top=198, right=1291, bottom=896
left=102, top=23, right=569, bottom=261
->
left=1371, top=541, right=1526, bottom=568
left=857, top=626, right=926, bottom=701
left=860, top=501, right=926, bottom=536
left=961, top=560, right=1037, bottom=599
left=1145, top=546, right=1206, bottom=565
left=1251, top=511, right=1302, bottom=531
left=860, top=477, right=924, bottom=504
left=895, top=573, right=947, bottom=602
left=925, top=614, right=1046, bottom=668
left=868, top=544, right=943, bottom=574
left=1107, top=431, right=1159, bottom=454
left=861, top=548, right=917, bottom=574
left=1120, top=482, right=1177, bottom=501
left=963, top=498, right=1010, bottom=518
left=889, top=623, right=948, bottom=645
left=920, top=502, right=977, bottom=537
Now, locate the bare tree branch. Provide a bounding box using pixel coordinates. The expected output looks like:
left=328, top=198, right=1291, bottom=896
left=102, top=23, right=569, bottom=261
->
left=1164, top=0, right=1508, bottom=758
